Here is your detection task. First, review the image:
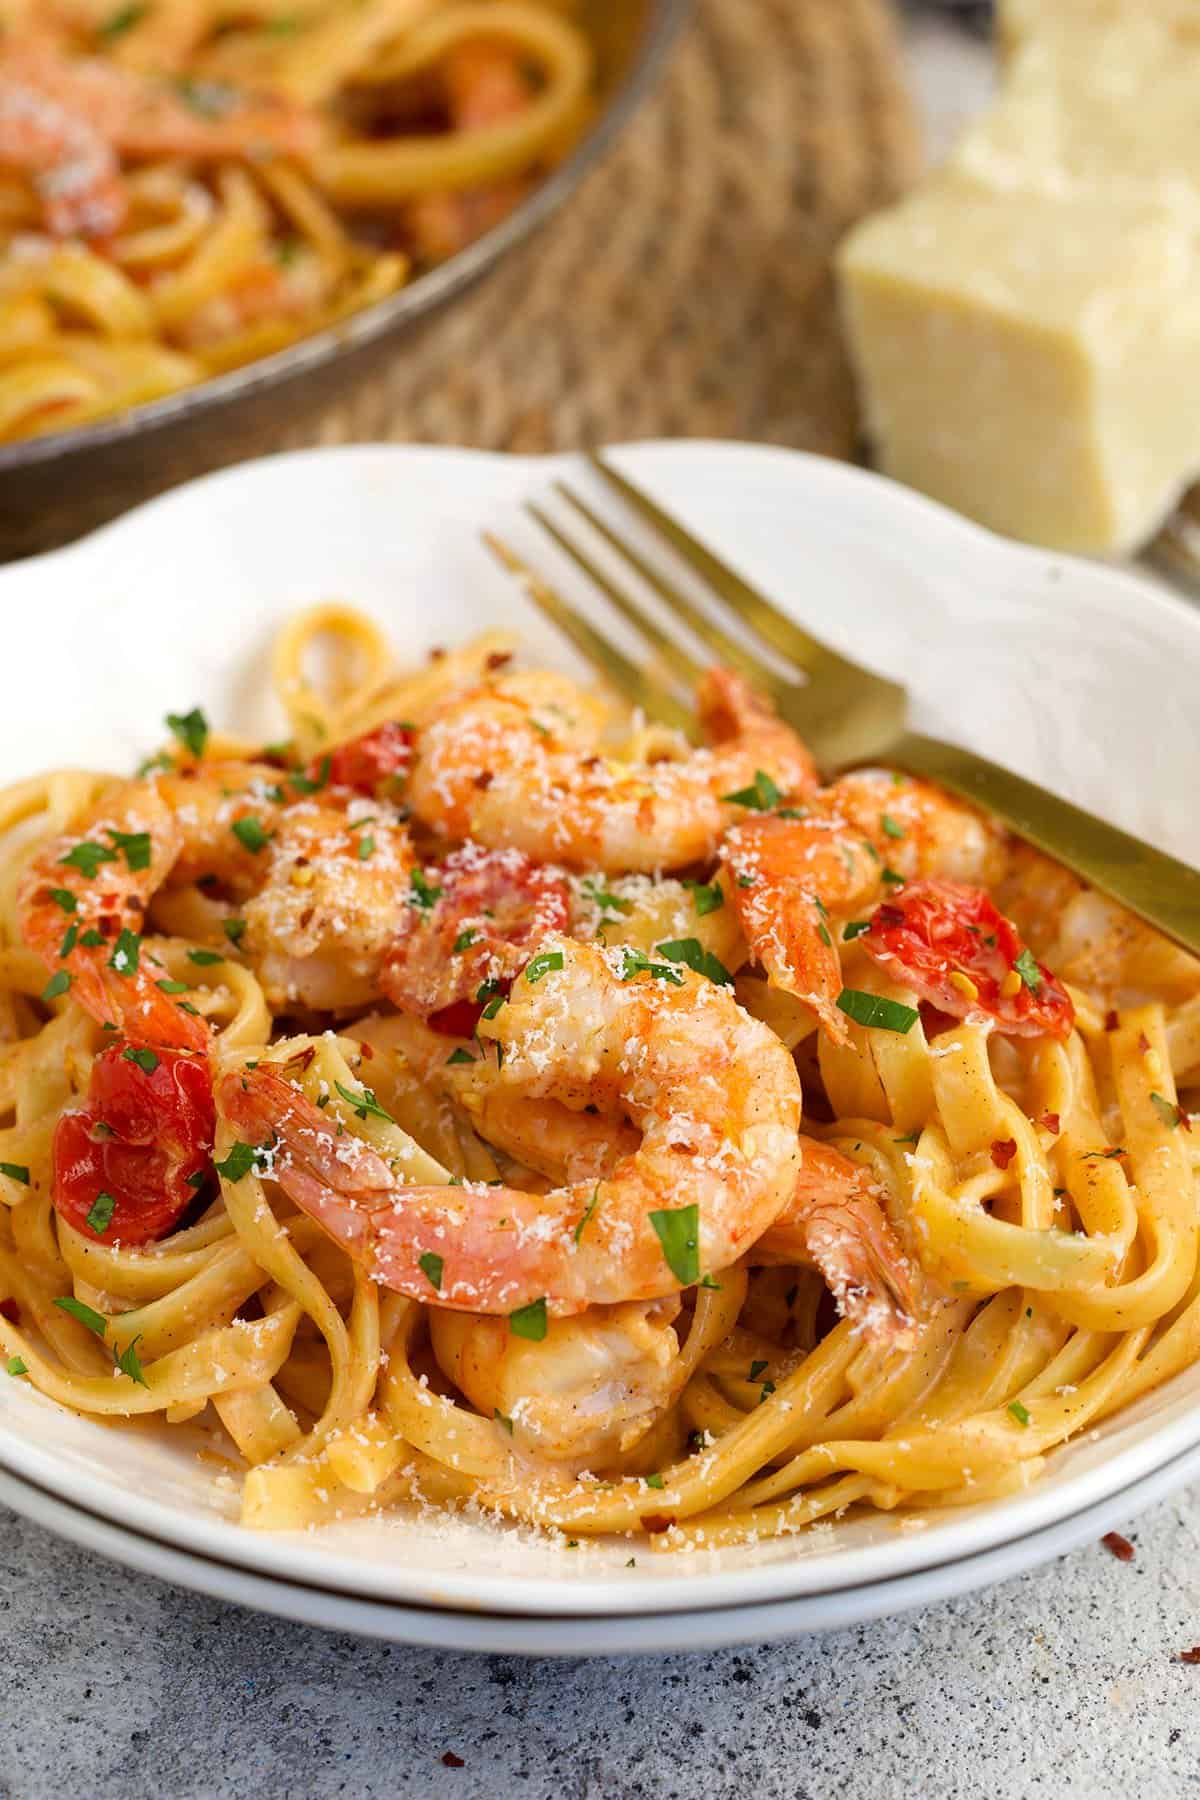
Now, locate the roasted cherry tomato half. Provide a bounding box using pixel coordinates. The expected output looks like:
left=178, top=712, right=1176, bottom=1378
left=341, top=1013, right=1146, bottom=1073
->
left=859, top=879, right=1074, bottom=1040
left=319, top=722, right=414, bottom=795
left=53, top=1040, right=215, bottom=1246
left=383, top=844, right=571, bottom=1033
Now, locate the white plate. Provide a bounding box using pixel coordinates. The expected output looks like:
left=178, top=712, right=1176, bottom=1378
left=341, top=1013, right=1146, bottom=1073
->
left=5, top=1439, right=1200, bottom=1653
left=2, top=441, right=1198, bottom=1640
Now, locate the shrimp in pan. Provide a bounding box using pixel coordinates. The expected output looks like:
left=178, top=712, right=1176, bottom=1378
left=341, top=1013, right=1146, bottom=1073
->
left=217, top=935, right=804, bottom=1314
left=19, top=756, right=412, bottom=1041
left=408, top=666, right=818, bottom=872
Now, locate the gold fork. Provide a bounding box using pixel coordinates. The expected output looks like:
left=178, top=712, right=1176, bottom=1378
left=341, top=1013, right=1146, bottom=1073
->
left=483, top=453, right=1200, bottom=955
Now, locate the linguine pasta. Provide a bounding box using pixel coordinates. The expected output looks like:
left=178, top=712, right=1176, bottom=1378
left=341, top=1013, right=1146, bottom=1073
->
left=1, top=605, right=1198, bottom=1553
left=0, top=1, right=594, bottom=443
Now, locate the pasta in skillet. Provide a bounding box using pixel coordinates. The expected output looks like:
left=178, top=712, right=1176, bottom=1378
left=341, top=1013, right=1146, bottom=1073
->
left=0, top=1, right=593, bottom=442
left=1, top=604, right=1198, bottom=1549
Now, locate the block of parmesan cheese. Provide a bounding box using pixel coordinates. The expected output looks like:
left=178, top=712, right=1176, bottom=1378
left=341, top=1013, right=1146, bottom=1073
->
left=837, top=0, right=1200, bottom=553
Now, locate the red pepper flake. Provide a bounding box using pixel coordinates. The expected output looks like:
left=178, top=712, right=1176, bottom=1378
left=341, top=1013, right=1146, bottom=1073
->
left=1178, top=1647, right=1200, bottom=1665
left=640, top=1512, right=676, bottom=1535
left=284, top=1045, right=316, bottom=1072
left=473, top=770, right=494, bottom=791
left=1037, top=1112, right=1061, bottom=1135
left=1138, top=1031, right=1151, bottom=1053
left=0, top=1297, right=19, bottom=1325
left=1105, top=1009, right=1119, bottom=1032
left=990, top=1138, right=1018, bottom=1170
left=485, top=650, right=513, bottom=671
left=441, top=1751, right=466, bottom=1768
left=358, top=1041, right=375, bottom=1061
left=1101, top=1531, right=1135, bottom=1562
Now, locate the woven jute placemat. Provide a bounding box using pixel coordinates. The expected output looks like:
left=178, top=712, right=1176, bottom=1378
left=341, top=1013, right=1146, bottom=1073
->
left=289, top=0, right=920, bottom=460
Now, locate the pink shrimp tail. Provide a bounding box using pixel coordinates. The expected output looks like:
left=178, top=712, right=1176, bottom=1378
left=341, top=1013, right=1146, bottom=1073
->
left=758, top=1143, right=920, bottom=1348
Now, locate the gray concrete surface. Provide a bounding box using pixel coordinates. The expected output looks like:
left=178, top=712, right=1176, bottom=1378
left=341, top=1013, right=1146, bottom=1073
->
left=2, top=1488, right=1199, bottom=1799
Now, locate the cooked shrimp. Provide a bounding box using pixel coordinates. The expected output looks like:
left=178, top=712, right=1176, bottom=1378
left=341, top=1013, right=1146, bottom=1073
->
left=429, top=1299, right=685, bottom=1471
left=18, top=761, right=412, bottom=1036
left=217, top=934, right=804, bottom=1313
left=403, top=42, right=536, bottom=264
left=0, top=41, right=322, bottom=181
left=755, top=1141, right=920, bottom=1349
left=409, top=667, right=818, bottom=873
left=723, top=770, right=1008, bottom=1041
left=0, top=70, right=126, bottom=238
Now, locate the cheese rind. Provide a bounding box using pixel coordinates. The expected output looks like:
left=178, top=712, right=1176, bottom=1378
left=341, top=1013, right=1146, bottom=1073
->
left=837, top=0, right=1200, bottom=553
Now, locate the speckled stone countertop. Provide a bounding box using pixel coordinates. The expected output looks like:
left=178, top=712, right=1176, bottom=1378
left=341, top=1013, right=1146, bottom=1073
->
left=3, top=1498, right=1199, bottom=1798
left=4, top=20, right=1198, bottom=1800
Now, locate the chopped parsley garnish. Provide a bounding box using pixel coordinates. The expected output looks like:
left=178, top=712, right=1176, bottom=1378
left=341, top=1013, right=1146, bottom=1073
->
left=649, top=1203, right=700, bottom=1286
left=881, top=867, right=904, bottom=886
left=880, top=814, right=905, bottom=839
left=758, top=1381, right=776, bottom=1404
left=418, top=1251, right=444, bottom=1292
left=185, top=1170, right=208, bottom=1190
left=721, top=769, right=781, bottom=811
left=0, top=1163, right=29, bottom=1186
left=59, top=841, right=117, bottom=879
left=1013, top=948, right=1042, bottom=994
left=41, top=971, right=71, bottom=1002
left=165, top=707, right=209, bottom=759
left=644, top=1473, right=665, bottom=1490
left=214, top=1141, right=269, bottom=1182
left=581, top=877, right=631, bottom=917
left=408, top=869, right=443, bottom=911
left=446, top=1047, right=475, bottom=1066
left=79, top=929, right=104, bottom=947
left=836, top=989, right=918, bottom=1034
left=54, top=1295, right=106, bottom=1336
left=232, top=815, right=270, bottom=855
left=1151, top=1092, right=1186, bottom=1131
left=654, top=938, right=732, bottom=987
left=156, top=979, right=190, bottom=995
left=114, top=1335, right=148, bottom=1387
left=122, top=1046, right=159, bottom=1074
left=223, top=918, right=247, bottom=945
left=893, top=1131, right=921, bottom=1146
left=173, top=77, right=238, bottom=119
left=509, top=1298, right=548, bottom=1341
left=108, top=829, right=152, bottom=872
left=737, top=874, right=755, bottom=888
left=47, top=888, right=77, bottom=914
left=616, top=946, right=684, bottom=986
left=6, top=1357, right=26, bottom=1378
left=1080, top=1147, right=1126, bottom=1161
left=1007, top=1400, right=1031, bottom=1427
left=684, top=879, right=725, bottom=916
left=698, top=1274, right=721, bottom=1291
left=525, top=950, right=564, bottom=984
left=453, top=928, right=480, bottom=953
left=817, top=924, right=832, bottom=947
left=842, top=920, right=872, bottom=941
left=85, top=1191, right=115, bottom=1235
left=494, top=1408, right=514, bottom=1435
left=59, top=924, right=78, bottom=959
left=357, top=835, right=375, bottom=861
left=481, top=993, right=506, bottom=1020
left=108, top=928, right=141, bottom=975
left=98, top=4, right=146, bottom=41
left=288, top=756, right=330, bottom=796
left=188, top=949, right=224, bottom=966
left=749, top=1360, right=768, bottom=1382
left=333, top=1080, right=395, bottom=1124
left=574, top=1186, right=600, bottom=1245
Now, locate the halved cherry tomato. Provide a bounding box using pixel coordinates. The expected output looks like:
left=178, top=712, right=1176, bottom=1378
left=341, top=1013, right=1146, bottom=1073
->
left=383, top=845, right=571, bottom=1033
left=320, top=722, right=414, bottom=795
left=52, top=1041, right=215, bottom=1246
left=859, top=879, right=1074, bottom=1040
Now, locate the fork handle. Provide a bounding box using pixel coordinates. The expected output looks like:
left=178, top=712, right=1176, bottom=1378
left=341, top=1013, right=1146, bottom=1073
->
left=874, top=732, right=1200, bottom=955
